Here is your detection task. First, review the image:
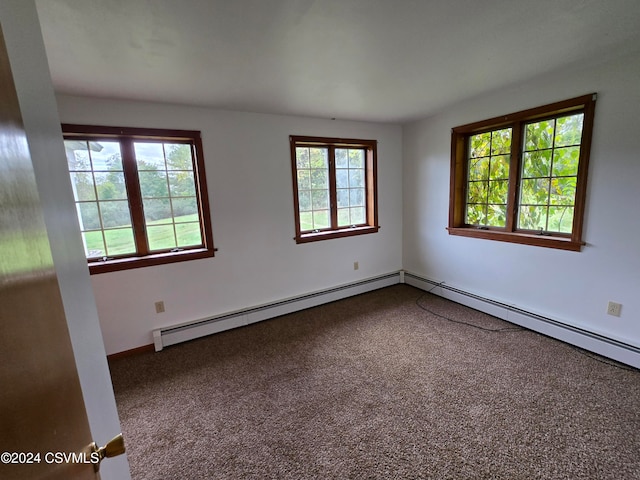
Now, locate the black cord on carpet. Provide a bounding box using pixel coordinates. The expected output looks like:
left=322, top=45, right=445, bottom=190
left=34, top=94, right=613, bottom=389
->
left=414, top=284, right=638, bottom=372
left=569, top=346, right=638, bottom=372
left=415, top=284, right=523, bottom=333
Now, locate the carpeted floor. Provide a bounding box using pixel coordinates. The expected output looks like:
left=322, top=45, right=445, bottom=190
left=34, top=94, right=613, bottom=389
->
left=109, top=285, right=640, bottom=479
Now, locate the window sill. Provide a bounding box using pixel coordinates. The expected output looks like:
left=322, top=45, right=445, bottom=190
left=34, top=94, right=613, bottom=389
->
left=88, top=248, right=215, bottom=274
left=447, top=227, right=584, bottom=251
left=295, top=225, right=379, bottom=244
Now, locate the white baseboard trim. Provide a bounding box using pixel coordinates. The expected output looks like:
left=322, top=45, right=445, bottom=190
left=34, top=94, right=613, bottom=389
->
left=153, top=272, right=401, bottom=351
left=403, top=271, right=640, bottom=369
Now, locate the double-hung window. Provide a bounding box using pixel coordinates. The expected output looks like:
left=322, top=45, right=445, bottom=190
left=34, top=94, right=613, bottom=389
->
left=290, top=136, right=379, bottom=243
left=448, top=94, right=596, bottom=251
left=62, top=125, right=215, bottom=273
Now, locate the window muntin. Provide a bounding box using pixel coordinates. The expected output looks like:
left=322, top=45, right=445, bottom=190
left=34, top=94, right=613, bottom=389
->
left=63, top=125, right=214, bottom=273
left=448, top=94, right=596, bottom=251
left=290, top=136, right=378, bottom=243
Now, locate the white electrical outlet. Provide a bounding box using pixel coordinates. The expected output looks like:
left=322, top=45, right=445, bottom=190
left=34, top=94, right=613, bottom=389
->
left=607, top=301, right=621, bottom=317
left=354, top=261, right=359, bottom=270
left=155, top=301, right=165, bottom=314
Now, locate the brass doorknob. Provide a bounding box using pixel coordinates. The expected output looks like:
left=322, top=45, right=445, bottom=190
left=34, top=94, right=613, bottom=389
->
left=90, top=433, right=125, bottom=472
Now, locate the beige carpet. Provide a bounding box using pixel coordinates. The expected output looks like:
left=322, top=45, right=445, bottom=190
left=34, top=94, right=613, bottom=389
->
left=109, top=285, right=640, bottom=479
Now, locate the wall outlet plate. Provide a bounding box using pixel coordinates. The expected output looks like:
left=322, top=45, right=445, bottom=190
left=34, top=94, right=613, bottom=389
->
left=155, top=301, right=165, bottom=314
left=607, top=301, right=621, bottom=317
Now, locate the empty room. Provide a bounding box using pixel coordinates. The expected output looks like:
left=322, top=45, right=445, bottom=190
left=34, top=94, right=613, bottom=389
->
left=1, top=1, right=639, bottom=479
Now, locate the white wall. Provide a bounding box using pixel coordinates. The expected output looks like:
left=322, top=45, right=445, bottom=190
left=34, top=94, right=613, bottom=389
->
left=56, top=96, right=403, bottom=355
left=0, top=2, right=131, bottom=478
left=403, top=50, right=640, bottom=349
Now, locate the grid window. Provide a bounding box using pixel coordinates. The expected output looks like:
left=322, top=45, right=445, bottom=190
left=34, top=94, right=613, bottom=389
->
left=290, top=136, right=378, bottom=243
left=449, top=94, right=596, bottom=251
left=63, top=125, right=215, bottom=273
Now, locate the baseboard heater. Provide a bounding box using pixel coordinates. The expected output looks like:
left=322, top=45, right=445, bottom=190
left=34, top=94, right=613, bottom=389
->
left=403, top=271, right=640, bottom=369
left=153, top=272, right=400, bottom=351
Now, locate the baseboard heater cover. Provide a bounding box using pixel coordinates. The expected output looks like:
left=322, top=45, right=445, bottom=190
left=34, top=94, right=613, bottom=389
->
left=153, top=272, right=400, bottom=351
left=403, top=271, right=640, bottom=369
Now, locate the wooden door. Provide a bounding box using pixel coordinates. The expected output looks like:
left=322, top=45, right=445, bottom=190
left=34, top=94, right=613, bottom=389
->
left=0, top=23, right=101, bottom=480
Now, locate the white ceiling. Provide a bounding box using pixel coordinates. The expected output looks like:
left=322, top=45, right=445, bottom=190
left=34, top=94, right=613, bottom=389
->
left=35, top=0, right=640, bottom=123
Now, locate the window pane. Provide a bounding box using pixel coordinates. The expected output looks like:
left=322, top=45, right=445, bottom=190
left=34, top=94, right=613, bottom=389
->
left=520, top=178, right=550, bottom=205
left=296, top=147, right=310, bottom=168
left=548, top=206, right=574, bottom=233
left=309, top=148, right=328, bottom=168
left=165, top=144, right=193, bottom=170
left=139, top=171, right=169, bottom=198
left=550, top=177, right=577, bottom=205
left=310, top=169, right=328, bottom=189
left=147, top=224, right=177, bottom=251
left=349, top=207, right=365, bottom=224
left=490, top=129, right=512, bottom=155
left=95, top=172, right=127, bottom=200
left=311, top=190, right=329, bottom=210
left=312, top=210, right=330, bottom=229
left=522, top=151, right=552, bottom=178
left=468, top=158, right=489, bottom=181
left=552, top=147, right=580, bottom=177
left=466, top=204, right=487, bottom=225
left=83, top=231, right=105, bottom=258
left=77, top=202, right=101, bottom=230
left=99, top=200, right=132, bottom=228
left=134, top=142, right=166, bottom=170
left=297, top=170, right=311, bottom=190
left=555, top=114, right=584, bottom=147
left=488, top=180, right=509, bottom=205
left=337, top=208, right=350, bottom=226
left=487, top=205, right=507, bottom=227
left=175, top=222, right=203, bottom=247
left=467, top=181, right=488, bottom=204
left=489, top=155, right=510, bottom=180
left=349, top=169, right=364, bottom=188
left=168, top=171, right=196, bottom=197
left=525, top=120, right=555, bottom=151
left=348, top=149, right=364, bottom=168
left=337, top=188, right=349, bottom=208
left=172, top=197, right=198, bottom=219
left=470, top=132, right=491, bottom=158
left=90, top=141, right=123, bottom=170
left=104, top=228, right=136, bottom=256
left=298, top=191, right=311, bottom=211
left=65, top=140, right=91, bottom=171
left=335, top=148, right=348, bottom=168
left=143, top=198, right=172, bottom=223
left=69, top=172, right=96, bottom=201
left=519, top=206, right=548, bottom=231
left=299, top=211, right=313, bottom=231
left=336, top=169, right=349, bottom=188
left=349, top=188, right=365, bottom=207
